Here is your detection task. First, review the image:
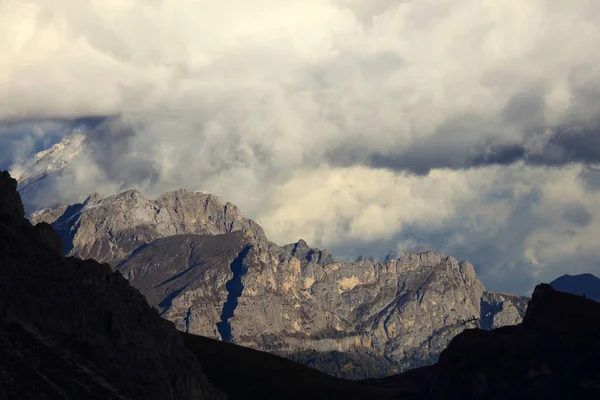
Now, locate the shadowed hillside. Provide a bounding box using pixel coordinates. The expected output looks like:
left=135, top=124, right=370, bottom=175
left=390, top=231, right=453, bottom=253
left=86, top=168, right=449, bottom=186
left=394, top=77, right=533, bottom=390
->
left=0, top=171, right=221, bottom=399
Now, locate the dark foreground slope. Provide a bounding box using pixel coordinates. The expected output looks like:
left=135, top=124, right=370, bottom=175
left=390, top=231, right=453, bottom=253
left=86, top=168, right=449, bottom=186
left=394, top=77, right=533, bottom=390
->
left=0, top=171, right=222, bottom=400
left=431, top=284, right=600, bottom=399
left=365, top=284, right=600, bottom=399
left=182, top=333, right=405, bottom=400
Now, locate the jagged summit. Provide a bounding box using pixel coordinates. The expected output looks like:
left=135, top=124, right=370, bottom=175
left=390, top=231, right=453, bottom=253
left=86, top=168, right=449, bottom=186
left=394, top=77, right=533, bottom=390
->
left=30, top=185, right=528, bottom=379
left=31, top=187, right=270, bottom=264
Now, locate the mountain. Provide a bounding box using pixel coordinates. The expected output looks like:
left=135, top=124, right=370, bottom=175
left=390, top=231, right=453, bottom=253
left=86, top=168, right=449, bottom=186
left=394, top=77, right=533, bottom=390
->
left=31, top=188, right=527, bottom=379
left=11, top=132, right=86, bottom=214
left=550, top=273, right=600, bottom=302
left=7, top=168, right=599, bottom=398
left=479, top=292, right=529, bottom=330
left=0, top=171, right=222, bottom=399
left=31, top=188, right=270, bottom=262
left=14, top=132, right=84, bottom=193
left=0, top=170, right=420, bottom=400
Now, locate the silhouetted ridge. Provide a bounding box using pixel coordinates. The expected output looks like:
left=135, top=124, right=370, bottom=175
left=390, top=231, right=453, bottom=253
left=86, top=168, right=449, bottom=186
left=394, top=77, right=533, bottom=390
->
left=0, top=171, right=221, bottom=400
left=426, top=283, right=600, bottom=399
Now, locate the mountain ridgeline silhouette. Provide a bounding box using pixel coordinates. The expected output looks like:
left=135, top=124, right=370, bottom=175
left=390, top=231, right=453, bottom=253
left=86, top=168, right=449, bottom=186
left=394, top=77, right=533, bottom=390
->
left=0, top=171, right=223, bottom=400
left=3, top=170, right=600, bottom=399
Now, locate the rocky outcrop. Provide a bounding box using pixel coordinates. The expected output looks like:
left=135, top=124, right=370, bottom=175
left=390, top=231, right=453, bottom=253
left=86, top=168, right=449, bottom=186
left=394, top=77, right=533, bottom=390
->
left=550, top=273, right=600, bottom=302
left=35, top=187, right=527, bottom=379
left=480, top=292, right=529, bottom=330
left=31, top=189, right=270, bottom=264
left=0, top=171, right=222, bottom=400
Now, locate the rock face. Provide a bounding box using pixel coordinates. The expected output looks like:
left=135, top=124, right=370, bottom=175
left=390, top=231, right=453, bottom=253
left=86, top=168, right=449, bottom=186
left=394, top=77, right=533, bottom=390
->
left=31, top=188, right=269, bottom=264
left=550, top=273, right=600, bottom=302
left=0, top=171, right=222, bottom=400
left=480, top=292, right=529, bottom=330
left=35, top=188, right=527, bottom=379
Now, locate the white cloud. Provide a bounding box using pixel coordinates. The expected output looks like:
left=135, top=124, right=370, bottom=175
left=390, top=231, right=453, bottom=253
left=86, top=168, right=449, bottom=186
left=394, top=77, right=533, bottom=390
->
left=2, top=0, right=600, bottom=293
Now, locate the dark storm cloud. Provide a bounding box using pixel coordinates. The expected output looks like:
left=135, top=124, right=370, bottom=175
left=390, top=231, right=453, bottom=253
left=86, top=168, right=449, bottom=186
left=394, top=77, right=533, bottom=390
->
left=84, top=118, right=159, bottom=187
left=563, top=203, right=593, bottom=228
left=337, top=118, right=600, bottom=176
left=530, top=124, right=600, bottom=166
left=325, top=81, right=600, bottom=176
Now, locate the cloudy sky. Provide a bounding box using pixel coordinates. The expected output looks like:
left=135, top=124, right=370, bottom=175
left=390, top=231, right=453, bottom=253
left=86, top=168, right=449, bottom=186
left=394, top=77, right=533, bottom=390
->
left=2, top=0, right=600, bottom=294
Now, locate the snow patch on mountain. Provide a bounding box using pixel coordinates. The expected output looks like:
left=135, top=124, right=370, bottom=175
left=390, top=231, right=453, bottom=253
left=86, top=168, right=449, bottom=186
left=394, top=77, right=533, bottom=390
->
left=12, top=131, right=85, bottom=192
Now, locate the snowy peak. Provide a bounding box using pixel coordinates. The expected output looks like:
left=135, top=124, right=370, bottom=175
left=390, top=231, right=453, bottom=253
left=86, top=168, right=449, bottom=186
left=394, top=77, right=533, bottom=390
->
left=13, top=131, right=85, bottom=191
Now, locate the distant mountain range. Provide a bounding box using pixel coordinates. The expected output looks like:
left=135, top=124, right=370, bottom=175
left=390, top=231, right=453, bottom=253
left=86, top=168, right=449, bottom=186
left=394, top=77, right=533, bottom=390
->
left=550, top=273, right=600, bottom=302
left=30, top=186, right=529, bottom=379
left=16, top=137, right=599, bottom=379
left=4, top=168, right=600, bottom=399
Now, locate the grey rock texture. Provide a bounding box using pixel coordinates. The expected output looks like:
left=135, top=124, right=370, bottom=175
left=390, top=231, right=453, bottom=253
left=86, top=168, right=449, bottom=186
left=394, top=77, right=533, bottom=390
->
left=35, top=188, right=527, bottom=379
left=31, top=188, right=269, bottom=264
left=0, top=171, right=222, bottom=400
left=480, top=292, right=529, bottom=330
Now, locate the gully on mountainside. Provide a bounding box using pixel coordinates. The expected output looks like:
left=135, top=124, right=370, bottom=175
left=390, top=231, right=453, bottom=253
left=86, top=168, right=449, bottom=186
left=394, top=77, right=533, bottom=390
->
left=217, top=245, right=253, bottom=342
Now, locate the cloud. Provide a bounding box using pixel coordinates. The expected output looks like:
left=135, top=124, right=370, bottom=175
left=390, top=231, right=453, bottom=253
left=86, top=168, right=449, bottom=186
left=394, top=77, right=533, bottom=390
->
left=2, top=0, right=600, bottom=294
left=264, top=164, right=598, bottom=295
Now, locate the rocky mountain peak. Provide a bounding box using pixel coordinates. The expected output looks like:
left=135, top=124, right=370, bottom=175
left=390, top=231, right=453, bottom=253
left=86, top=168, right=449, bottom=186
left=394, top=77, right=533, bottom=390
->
left=30, top=184, right=529, bottom=379
left=355, top=254, right=378, bottom=263
left=84, top=192, right=104, bottom=205
left=30, top=186, right=269, bottom=264
left=281, top=239, right=333, bottom=265
left=13, top=132, right=85, bottom=192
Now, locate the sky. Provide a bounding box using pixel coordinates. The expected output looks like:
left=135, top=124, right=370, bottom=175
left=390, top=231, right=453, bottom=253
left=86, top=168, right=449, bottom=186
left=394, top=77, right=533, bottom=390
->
left=2, top=0, right=600, bottom=295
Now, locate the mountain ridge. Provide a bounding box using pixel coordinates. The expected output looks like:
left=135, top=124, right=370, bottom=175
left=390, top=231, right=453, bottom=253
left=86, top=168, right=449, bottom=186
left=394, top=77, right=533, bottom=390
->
left=30, top=186, right=528, bottom=379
